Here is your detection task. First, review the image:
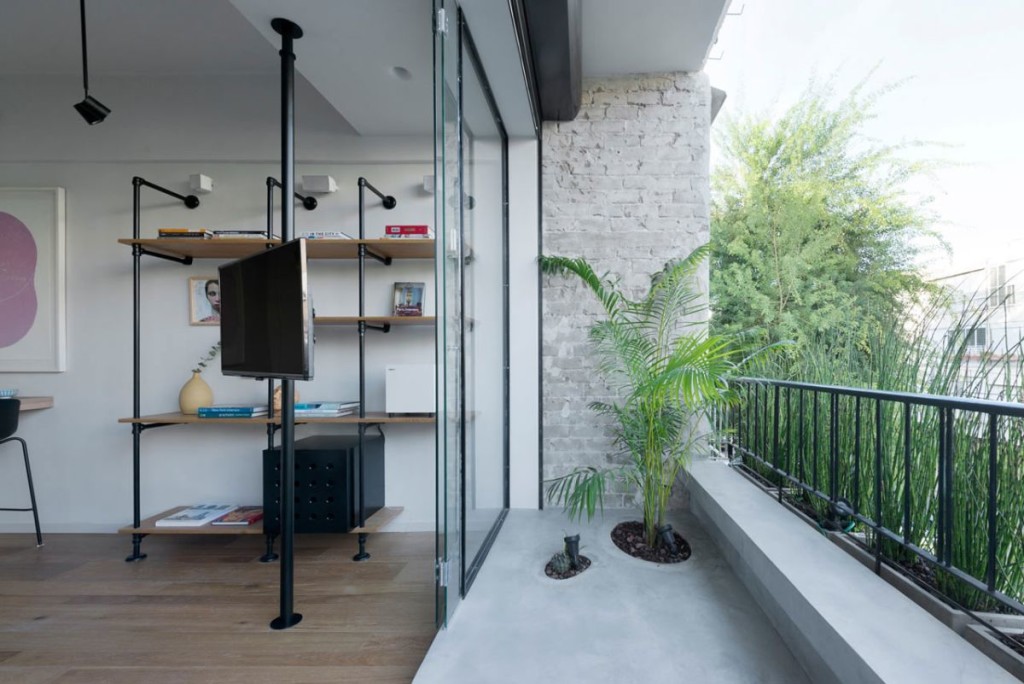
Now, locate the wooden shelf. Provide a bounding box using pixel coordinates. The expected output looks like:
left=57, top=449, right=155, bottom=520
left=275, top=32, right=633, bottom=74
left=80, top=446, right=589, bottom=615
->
left=119, top=238, right=434, bottom=260
left=18, top=396, right=54, bottom=411
left=118, top=505, right=403, bottom=536
left=315, top=316, right=436, bottom=326
left=118, top=506, right=264, bottom=535
left=119, top=411, right=435, bottom=425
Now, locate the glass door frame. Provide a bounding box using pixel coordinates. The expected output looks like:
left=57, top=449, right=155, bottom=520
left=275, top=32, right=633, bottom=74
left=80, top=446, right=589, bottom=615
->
left=457, top=11, right=510, bottom=595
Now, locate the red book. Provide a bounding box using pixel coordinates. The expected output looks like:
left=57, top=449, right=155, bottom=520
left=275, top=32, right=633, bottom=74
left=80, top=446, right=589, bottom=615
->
left=385, top=225, right=430, bottom=236
left=210, top=506, right=264, bottom=526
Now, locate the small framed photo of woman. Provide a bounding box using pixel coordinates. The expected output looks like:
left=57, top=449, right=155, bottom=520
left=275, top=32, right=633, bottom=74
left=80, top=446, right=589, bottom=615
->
left=189, top=276, right=221, bottom=326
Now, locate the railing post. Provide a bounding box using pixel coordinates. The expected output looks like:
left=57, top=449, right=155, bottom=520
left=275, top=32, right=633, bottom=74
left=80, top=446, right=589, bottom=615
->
left=854, top=395, right=862, bottom=514
left=874, top=399, right=883, bottom=574
left=830, top=393, right=839, bottom=504
left=785, top=388, right=792, bottom=478
left=798, top=389, right=806, bottom=484
left=903, top=401, right=912, bottom=545
left=773, top=385, right=781, bottom=501
left=812, top=392, right=820, bottom=493
left=987, top=413, right=998, bottom=592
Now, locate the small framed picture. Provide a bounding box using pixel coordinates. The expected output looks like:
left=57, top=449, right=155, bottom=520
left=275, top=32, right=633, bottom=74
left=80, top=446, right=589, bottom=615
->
left=189, top=276, right=221, bottom=326
left=393, top=282, right=425, bottom=317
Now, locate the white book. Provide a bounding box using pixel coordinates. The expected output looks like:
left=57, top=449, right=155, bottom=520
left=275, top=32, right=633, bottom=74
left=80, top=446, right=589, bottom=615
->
left=155, top=504, right=238, bottom=527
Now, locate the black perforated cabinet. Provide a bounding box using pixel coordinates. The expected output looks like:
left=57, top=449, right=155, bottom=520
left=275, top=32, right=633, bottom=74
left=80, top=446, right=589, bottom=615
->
left=263, top=434, right=384, bottom=535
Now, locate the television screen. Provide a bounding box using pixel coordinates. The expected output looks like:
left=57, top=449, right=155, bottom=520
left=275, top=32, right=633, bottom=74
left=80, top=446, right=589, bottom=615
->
left=218, top=238, right=314, bottom=380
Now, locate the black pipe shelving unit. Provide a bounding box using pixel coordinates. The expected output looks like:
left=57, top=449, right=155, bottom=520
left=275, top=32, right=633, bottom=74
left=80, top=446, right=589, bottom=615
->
left=125, top=176, right=200, bottom=564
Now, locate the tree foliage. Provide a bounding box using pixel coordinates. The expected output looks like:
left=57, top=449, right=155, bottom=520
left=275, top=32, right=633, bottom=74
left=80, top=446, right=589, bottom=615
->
left=710, top=78, right=940, bottom=357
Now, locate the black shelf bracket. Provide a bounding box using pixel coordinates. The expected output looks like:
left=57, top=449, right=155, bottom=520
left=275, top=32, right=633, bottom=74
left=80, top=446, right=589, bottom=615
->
left=137, top=248, right=193, bottom=266
left=137, top=422, right=176, bottom=433
left=366, top=323, right=391, bottom=334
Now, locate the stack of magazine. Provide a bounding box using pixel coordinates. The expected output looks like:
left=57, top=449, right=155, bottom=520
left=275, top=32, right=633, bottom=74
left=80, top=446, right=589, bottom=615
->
left=197, top=405, right=269, bottom=419
left=155, top=504, right=263, bottom=527
left=293, top=401, right=360, bottom=417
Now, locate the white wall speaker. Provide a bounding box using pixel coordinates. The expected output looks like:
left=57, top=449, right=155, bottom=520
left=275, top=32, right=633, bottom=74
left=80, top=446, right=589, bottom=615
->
left=302, top=175, right=338, bottom=193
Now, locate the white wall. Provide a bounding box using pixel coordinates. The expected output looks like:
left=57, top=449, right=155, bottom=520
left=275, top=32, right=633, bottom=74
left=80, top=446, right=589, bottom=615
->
left=0, top=74, right=438, bottom=532
left=508, top=138, right=540, bottom=509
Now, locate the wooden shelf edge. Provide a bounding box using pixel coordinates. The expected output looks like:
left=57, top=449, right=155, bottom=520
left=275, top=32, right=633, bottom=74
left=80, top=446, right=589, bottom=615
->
left=119, top=412, right=435, bottom=425
left=118, top=506, right=264, bottom=535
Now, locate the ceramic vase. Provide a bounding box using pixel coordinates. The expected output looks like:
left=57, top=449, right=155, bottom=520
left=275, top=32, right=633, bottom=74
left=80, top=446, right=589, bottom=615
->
left=179, top=371, right=213, bottom=414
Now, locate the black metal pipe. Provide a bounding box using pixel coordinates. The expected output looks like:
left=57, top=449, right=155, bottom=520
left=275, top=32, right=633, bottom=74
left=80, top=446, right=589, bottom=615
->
left=79, top=0, right=89, bottom=93
left=988, top=413, right=999, bottom=591
left=874, top=399, right=883, bottom=573
left=269, top=16, right=304, bottom=631
left=772, top=385, right=781, bottom=501
left=134, top=177, right=199, bottom=209
left=812, top=392, right=820, bottom=493
left=126, top=176, right=196, bottom=564
left=830, top=393, right=839, bottom=503
left=943, top=407, right=955, bottom=567
left=854, top=395, right=861, bottom=513
left=267, top=177, right=318, bottom=211
left=903, top=401, right=912, bottom=544
left=358, top=177, right=397, bottom=209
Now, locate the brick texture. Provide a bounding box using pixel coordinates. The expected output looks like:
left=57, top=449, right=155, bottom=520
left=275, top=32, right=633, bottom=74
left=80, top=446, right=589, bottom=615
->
left=541, top=72, right=711, bottom=509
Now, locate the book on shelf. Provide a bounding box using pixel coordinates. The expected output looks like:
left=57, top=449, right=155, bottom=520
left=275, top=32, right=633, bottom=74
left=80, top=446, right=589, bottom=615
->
left=393, top=282, right=426, bottom=316
left=385, top=224, right=432, bottom=238
left=158, top=228, right=212, bottom=239
left=303, top=230, right=354, bottom=240
left=210, top=506, right=264, bottom=526
left=294, top=401, right=359, bottom=417
left=197, top=405, right=269, bottom=418
left=294, top=401, right=360, bottom=411
left=212, top=230, right=275, bottom=239
left=154, top=504, right=238, bottom=527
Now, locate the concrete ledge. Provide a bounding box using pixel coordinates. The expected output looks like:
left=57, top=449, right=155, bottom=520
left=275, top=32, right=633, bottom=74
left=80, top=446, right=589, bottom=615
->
left=686, top=457, right=1016, bottom=683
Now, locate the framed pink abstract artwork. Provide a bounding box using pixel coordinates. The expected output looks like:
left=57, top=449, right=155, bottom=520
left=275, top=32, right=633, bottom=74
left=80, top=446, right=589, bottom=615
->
left=0, top=188, right=66, bottom=372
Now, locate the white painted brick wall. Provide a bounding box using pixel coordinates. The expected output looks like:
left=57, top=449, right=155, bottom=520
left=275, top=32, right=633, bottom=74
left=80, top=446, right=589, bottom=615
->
left=541, top=71, right=711, bottom=509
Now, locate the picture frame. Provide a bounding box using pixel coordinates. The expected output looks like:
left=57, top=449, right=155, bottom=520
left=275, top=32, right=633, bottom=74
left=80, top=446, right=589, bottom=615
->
left=0, top=188, right=66, bottom=372
left=393, top=281, right=425, bottom=317
left=189, top=276, right=221, bottom=326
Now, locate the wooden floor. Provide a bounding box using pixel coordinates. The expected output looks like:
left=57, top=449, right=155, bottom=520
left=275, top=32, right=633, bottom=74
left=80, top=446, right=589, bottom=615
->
left=0, top=532, right=437, bottom=684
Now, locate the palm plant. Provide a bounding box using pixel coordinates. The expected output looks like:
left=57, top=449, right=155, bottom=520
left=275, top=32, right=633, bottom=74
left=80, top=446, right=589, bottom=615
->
left=541, top=245, right=742, bottom=548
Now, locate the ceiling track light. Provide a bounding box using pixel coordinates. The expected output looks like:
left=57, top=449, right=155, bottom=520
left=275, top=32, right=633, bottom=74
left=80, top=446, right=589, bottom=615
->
left=73, top=0, right=110, bottom=124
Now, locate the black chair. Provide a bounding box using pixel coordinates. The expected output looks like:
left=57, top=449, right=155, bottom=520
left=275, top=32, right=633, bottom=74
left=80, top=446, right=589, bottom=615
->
left=0, top=399, right=43, bottom=546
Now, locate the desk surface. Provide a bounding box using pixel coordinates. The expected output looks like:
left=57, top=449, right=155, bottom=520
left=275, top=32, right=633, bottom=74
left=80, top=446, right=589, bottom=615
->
left=17, top=396, right=53, bottom=411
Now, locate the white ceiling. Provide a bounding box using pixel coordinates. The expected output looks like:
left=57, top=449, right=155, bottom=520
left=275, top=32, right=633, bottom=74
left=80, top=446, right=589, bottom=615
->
left=581, top=0, right=731, bottom=76
left=0, top=0, right=730, bottom=136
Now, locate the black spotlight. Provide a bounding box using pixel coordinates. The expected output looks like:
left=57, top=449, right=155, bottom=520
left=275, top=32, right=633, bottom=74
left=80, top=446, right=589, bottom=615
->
left=74, top=95, right=110, bottom=125
left=74, top=0, right=109, bottom=125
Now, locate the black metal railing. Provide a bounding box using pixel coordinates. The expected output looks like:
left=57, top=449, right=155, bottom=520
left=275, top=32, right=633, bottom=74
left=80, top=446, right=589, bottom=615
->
left=720, top=378, right=1024, bottom=622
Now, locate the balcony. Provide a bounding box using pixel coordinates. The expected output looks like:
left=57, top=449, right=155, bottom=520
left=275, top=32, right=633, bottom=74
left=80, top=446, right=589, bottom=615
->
left=415, top=377, right=1024, bottom=682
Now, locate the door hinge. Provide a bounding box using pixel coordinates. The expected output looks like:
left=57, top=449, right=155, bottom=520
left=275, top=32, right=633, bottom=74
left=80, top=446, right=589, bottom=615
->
left=436, top=559, right=450, bottom=587
left=436, top=8, right=449, bottom=35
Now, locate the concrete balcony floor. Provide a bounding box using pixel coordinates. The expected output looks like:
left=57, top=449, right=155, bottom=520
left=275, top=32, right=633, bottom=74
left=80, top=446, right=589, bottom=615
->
left=414, top=508, right=809, bottom=683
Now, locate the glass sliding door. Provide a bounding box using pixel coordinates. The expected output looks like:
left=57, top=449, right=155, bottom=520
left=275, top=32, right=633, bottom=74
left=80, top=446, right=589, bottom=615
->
left=458, top=16, right=509, bottom=590
left=433, top=0, right=462, bottom=627
left=433, top=1, right=509, bottom=625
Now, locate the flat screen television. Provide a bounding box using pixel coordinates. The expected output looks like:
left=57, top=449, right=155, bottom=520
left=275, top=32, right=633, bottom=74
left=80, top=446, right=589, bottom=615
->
left=218, top=238, right=314, bottom=380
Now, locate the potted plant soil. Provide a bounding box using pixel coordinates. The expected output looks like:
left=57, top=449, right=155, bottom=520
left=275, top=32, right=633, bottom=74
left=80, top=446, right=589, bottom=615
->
left=545, top=533, right=592, bottom=580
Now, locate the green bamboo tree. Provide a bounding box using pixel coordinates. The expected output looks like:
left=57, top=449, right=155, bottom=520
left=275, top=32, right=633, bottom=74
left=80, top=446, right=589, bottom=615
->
left=541, top=245, right=744, bottom=548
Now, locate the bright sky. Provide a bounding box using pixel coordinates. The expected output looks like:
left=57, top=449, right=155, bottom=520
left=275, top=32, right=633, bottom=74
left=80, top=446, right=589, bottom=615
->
left=704, top=0, right=1024, bottom=276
